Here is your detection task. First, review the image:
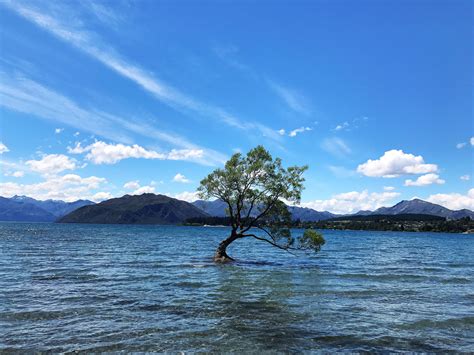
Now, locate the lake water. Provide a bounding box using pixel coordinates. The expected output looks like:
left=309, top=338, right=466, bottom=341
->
left=0, top=223, right=473, bottom=352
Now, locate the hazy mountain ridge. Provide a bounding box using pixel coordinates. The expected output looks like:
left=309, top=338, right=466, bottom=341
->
left=1, top=194, right=472, bottom=223
left=370, top=199, right=474, bottom=219
left=0, top=196, right=94, bottom=222
left=192, top=198, right=473, bottom=221
left=192, top=199, right=336, bottom=222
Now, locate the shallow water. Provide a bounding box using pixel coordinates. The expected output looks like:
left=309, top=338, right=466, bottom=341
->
left=0, top=223, right=473, bottom=352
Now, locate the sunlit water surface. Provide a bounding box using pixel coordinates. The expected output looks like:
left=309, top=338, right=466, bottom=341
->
left=0, top=223, right=473, bottom=352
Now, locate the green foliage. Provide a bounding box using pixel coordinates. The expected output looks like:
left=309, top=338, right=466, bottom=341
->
left=299, top=229, right=325, bottom=251
left=198, top=145, right=324, bottom=256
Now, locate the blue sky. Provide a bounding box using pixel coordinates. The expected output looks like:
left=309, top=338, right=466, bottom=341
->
left=0, top=0, right=472, bottom=213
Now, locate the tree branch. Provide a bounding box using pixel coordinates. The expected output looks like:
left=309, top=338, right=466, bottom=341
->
left=243, top=233, right=296, bottom=255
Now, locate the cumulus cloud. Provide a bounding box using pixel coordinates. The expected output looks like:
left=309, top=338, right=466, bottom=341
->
left=9, top=171, right=24, bottom=178
left=357, top=150, right=438, bottom=178
left=277, top=129, right=286, bottom=136
left=404, top=173, right=445, bottom=187
left=289, top=127, right=312, bottom=137
left=0, top=173, right=107, bottom=202
left=123, top=180, right=140, bottom=190
left=301, top=190, right=400, bottom=214
left=68, top=141, right=204, bottom=165
left=26, top=154, right=77, bottom=175
left=426, top=189, right=474, bottom=211
left=0, top=142, right=9, bottom=154
left=173, top=191, right=200, bottom=202
left=173, top=173, right=191, bottom=183
left=132, top=185, right=155, bottom=195
left=471, top=137, right=474, bottom=146
left=383, top=186, right=395, bottom=191
left=91, top=191, right=113, bottom=202
left=55, top=128, right=63, bottom=134
left=460, top=175, right=470, bottom=181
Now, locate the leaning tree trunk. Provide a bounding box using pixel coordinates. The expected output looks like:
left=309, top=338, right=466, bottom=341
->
left=214, top=232, right=239, bottom=263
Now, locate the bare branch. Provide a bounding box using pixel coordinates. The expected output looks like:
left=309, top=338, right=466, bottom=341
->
left=243, top=233, right=296, bottom=255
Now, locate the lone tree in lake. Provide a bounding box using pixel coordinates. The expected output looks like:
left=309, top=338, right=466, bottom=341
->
left=198, top=145, right=325, bottom=262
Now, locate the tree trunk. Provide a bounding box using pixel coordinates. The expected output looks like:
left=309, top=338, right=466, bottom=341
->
left=214, top=232, right=239, bottom=263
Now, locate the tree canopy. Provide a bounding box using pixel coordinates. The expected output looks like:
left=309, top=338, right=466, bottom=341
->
left=198, top=145, right=325, bottom=262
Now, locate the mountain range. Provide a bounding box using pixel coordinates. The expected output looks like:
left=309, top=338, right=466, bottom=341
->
left=58, top=193, right=208, bottom=224
left=0, top=196, right=93, bottom=222
left=0, top=194, right=472, bottom=223
left=361, top=199, right=474, bottom=220
left=192, top=200, right=337, bottom=222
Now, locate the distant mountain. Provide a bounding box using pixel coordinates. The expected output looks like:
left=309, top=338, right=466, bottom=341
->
left=192, top=200, right=229, bottom=217
left=10, top=195, right=94, bottom=218
left=0, top=197, right=57, bottom=222
left=370, top=199, right=474, bottom=219
left=0, top=196, right=94, bottom=222
left=192, top=199, right=336, bottom=222
left=59, top=193, right=209, bottom=224
left=288, top=206, right=336, bottom=222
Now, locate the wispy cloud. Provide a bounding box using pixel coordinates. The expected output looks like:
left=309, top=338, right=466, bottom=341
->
left=321, top=137, right=351, bottom=158
left=289, top=126, right=312, bottom=137
left=2, top=1, right=277, bottom=140
left=268, top=80, right=311, bottom=115
left=0, top=72, right=226, bottom=166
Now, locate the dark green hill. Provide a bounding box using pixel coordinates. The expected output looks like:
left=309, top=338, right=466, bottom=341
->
left=58, top=193, right=209, bottom=224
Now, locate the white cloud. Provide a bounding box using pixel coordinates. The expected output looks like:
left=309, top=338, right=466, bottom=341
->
left=91, top=191, right=113, bottom=202
left=2, top=1, right=277, bottom=141
left=321, top=138, right=351, bottom=157
left=404, top=173, right=445, bottom=187
left=68, top=141, right=204, bottom=165
left=0, top=142, right=9, bottom=154
left=11, top=171, right=24, bottom=178
left=173, top=173, right=191, bottom=183
left=334, top=122, right=349, bottom=131
left=173, top=191, right=200, bottom=202
left=84, top=142, right=165, bottom=164
left=0, top=73, right=226, bottom=166
left=0, top=173, right=107, bottom=202
left=460, top=175, right=470, bottom=181
left=289, top=127, right=312, bottom=137
left=55, top=128, right=63, bottom=134
left=301, top=190, right=401, bottom=214
left=123, top=180, right=140, bottom=190
left=456, top=137, right=474, bottom=149
left=74, top=131, right=80, bottom=137
left=357, top=150, right=438, bottom=178
left=167, top=149, right=203, bottom=161
left=278, top=129, right=286, bottom=136
left=383, top=186, right=395, bottom=191
left=132, top=185, right=155, bottom=195
left=26, top=154, right=77, bottom=175
left=268, top=81, right=310, bottom=115
left=426, top=189, right=474, bottom=211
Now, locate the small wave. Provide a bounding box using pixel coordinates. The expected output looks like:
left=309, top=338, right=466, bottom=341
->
left=398, top=316, right=474, bottom=330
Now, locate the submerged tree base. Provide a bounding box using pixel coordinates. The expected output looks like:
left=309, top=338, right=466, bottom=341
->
left=213, top=253, right=235, bottom=263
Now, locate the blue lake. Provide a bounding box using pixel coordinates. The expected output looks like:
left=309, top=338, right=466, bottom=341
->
left=0, top=223, right=473, bottom=352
